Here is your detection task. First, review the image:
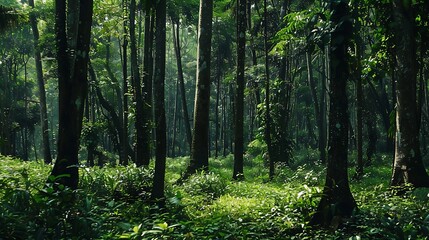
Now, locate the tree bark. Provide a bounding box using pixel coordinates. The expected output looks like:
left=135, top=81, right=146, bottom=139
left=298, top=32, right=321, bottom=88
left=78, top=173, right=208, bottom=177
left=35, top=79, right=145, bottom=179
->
left=233, top=0, right=246, bottom=180
left=129, top=0, right=146, bottom=166
left=355, top=41, right=364, bottom=178
left=121, top=0, right=129, bottom=166
left=171, top=76, right=180, bottom=157
left=49, top=0, right=93, bottom=189
left=319, top=49, right=328, bottom=164
left=390, top=0, right=429, bottom=188
left=172, top=20, right=192, bottom=150
left=184, top=0, right=214, bottom=177
left=141, top=4, right=154, bottom=166
left=28, top=0, right=53, bottom=164
left=311, top=1, right=357, bottom=226
left=365, top=85, right=377, bottom=165
left=263, top=0, right=274, bottom=180
left=151, top=0, right=167, bottom=202
left=306, top=51, right=325, bottom=163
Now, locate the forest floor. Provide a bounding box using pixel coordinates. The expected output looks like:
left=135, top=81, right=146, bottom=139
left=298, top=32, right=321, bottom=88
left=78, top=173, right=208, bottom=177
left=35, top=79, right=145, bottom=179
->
left=1, top=151, right=429, bottom=239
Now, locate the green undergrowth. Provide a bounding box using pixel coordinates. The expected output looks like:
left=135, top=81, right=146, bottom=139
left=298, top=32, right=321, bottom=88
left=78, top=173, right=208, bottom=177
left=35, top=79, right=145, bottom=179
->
left=1, top=153, right=429, bottom=239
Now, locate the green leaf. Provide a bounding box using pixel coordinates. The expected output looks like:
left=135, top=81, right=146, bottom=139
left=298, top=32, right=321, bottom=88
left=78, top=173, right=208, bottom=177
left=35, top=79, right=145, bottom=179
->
left=133, top=224, right=142, bottom=233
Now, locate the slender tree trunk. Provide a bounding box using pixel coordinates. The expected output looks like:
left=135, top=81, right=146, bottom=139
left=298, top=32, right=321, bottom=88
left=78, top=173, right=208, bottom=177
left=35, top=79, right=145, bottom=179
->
left=263, top=0, right=274, bottom=180
left=306, top=51, right=325, bottom=162
left=129, top=0, right=146, bottom=166
left=151, top=0, right=167, bottom=202
left=311, top=1, right=357, bottom=226
left=184, top=0, right=214, bottom=178
left=319, top=50, right=328, bottom=164
left=172, top=20, right=192, bottom=150
left=365, top=86, right=377, bottom=165
left=229, top=84, right=234, bottom=154
left=390, top=0, right=429, bottom=188
left=29, top=0, right=52, bottom=164
left=233, top=0, right=246, bottom=180
left=222, top=89, right=227, bottom=157
left=121, top=0, right=129, bottom=166
left=141, top=4, right=154, bottom=166
left=171, top=76, right=180, bottom=157
left=355, top=40, right=364, bottom=178
left=215, top=62, right=221, bottom=158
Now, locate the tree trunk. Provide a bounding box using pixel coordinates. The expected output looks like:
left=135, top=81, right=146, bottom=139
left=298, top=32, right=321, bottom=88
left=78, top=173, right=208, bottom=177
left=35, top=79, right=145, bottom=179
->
left=121, top=0, right=129, bottom=166
left=233, top=0, right=246, bottom=180
left=306, top=50, right=325, bottom=162
left=171, top=76, right=180, bottom=157
left=151, top=0, right=167, bottom=202
left=184, top=0, right=214, bottom=178
left=222, top=88, right=228, bottom=157
left=141, top=4, right=154, bottom=166
left=172, top=20, right=192, bottom=150
left=365, top=85, right=377, bottom=165
left=311, top=1, right=357, bottom=226
left=390, top=0, right=429, bottom=188
left=49, top=0, right=93, bottom=190
left=28, top=0, right=52, bottom=164
left=263, top=0, right=274, bottom=180
left=355, top=43, right=364, bottom=177
left=214, top=48, right=221, bottom=158
left=129, top=0, right=146, bottom=166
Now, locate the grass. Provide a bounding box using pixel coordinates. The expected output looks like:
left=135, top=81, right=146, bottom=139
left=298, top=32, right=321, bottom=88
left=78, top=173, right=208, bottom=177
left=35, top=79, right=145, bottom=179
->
left=1, top=152, right=429, bottom=239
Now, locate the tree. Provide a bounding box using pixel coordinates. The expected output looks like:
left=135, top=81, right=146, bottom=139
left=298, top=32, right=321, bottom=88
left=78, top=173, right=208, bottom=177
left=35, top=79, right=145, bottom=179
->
left=28, top=0, right=52, bottom=164
left=263, top=0, right=274, bottom=180
left=151, top=0, right=167, bottom=201
left=352, top=1, right=364, bottom=178
left=48, top=0, right=93, bottom=189
left=390, top=0, right=429, bottom=188
left=184, top=0, right=214, bottom=177
left=233, top=0, right=246, bottom=180
left=141, top=1, right=155, bottom=166
left=129, top=0, right=145, bottom=166
left=121, top=0, right=129, bottom=166
left=311, top=0, right=357, bottom=226
left=172, top=18, right=192, bottom=151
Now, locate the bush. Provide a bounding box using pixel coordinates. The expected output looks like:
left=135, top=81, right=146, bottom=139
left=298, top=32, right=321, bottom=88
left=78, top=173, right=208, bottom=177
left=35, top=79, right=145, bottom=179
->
left=182, top=171, right=227, bottom=200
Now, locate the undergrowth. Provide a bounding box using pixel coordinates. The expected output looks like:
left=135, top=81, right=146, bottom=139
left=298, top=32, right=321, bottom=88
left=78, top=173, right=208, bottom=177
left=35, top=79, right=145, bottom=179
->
left=0, top=153, right=429, bottom=239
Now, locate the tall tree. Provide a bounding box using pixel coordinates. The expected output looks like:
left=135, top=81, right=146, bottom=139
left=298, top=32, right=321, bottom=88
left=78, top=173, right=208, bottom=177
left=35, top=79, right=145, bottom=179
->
left=390, top=0, right=429, bottom=187
left=121, top=0, right=129, bottom=166
left=184, top=0, right=214, bottom=177
left=263, top=0, right=274, bottom=179
left=233, top=0, right=246, bottom=180
left=141, top=2, right=154, bottom=166
left=151, top=0, right=167, bottom=201
left=49, top=0, right=94, bottom=189
left=311, top=0, right=357, bottom=226
left=172, top=19, right=192, bottom=150
left=129, top=0, right=145, bottom=166
left=353, top=1, right=364, bottom=177
left=28, top=0, right=52, bottom=164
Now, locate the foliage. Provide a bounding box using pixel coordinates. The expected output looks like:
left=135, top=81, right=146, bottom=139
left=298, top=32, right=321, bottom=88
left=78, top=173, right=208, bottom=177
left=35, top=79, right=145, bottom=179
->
left=81, top=120, right=105, bottom=150
left=182, top=171, right=228, bottom=200
left=2, top=153, right=428, bottom=239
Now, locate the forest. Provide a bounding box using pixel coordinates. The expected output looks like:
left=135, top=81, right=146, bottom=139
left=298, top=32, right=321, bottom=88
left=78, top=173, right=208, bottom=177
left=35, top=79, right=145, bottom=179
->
left=1, top=0, right=429, bottom=239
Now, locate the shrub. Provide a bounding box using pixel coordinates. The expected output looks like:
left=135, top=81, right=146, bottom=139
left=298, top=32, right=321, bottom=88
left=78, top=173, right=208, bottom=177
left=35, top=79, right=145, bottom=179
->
left=182, top=171, right=227, bottom=200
